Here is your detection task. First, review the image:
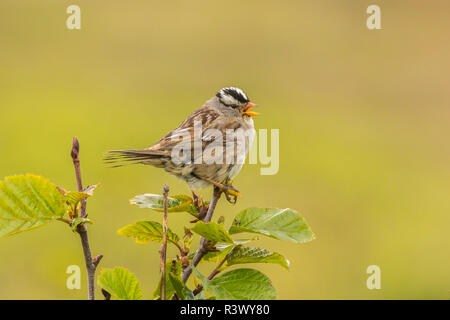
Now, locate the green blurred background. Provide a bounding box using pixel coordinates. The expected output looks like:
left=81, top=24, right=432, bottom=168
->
left=0, top=0, right=449, bottom=299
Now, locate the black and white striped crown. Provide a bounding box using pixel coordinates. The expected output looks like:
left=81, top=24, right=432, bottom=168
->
left=216, top=87, right=250, bottom=106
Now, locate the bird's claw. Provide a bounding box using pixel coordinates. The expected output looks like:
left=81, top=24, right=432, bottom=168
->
left=202, top=178, right=241, bottom=204
left=221, top=184, right=241, bottom=204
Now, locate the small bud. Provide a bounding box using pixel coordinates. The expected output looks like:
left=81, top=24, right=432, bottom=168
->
left=101, top=289, right=111, bottom=300
left=56, top=186, right=68, bottom=195
left=181, top=256, right=189, bottom=268
left=184, top=227, right=193, bottom=239
left=205, top=240, right=217, bottom=250
left=162, top=183, right=169, bottom=196
left=92, top=254, right=103, bottom=267
left=71, top=137, right=80, bottom=160
left=217, top=216, right=225, bottom=225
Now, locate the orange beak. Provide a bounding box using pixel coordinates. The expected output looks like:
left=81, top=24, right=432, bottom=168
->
left=242, top=102, right=260, bottom=117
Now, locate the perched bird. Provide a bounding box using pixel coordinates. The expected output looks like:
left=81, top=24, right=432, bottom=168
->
left=105, top=87, right=259, bottom=203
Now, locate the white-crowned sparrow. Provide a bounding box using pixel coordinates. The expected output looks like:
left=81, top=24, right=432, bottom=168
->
left=105, top=87, right=259, bottom=203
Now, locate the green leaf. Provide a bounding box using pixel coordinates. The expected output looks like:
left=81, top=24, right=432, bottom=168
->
left=183, top=227, right=194, bottom=252
left=191, top=221, right=234, bottom=244
left=0, top=174, right=66, bottom=237
left=198, top=243, right=235, bottom=263
left=82, top=185, right=98, bottom=196
left=152, top=260, right=182, bottom=299
left=117, top=221, right=180, bottom=246
left=98, top=267, right=143, bottom=300
left=63, top=192, right=88, bottom=206
left=193, top=267, right=276, bottom=300
left=131, top=193, right=198, bottom=214
left=226, top=246, right=289, bottom=270
left=169, top=273, right=186, bottom=300
left=63, top=184, right=98, bottom=207
left=71, top=217, right=93, bottom=232
left=185, top=287, right=195, bottom=300
left=168, top=271, right=194, bottom=300
left=195, top=291, right=207, bottom=300
left=193, top=239, right=256, bottom=264
left=229, top=208, right=315, bottom=243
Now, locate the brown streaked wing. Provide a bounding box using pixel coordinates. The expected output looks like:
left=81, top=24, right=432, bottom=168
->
left=148, top=105, right=222, bottom=153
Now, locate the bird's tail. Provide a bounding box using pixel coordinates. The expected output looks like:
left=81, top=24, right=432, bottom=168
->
left=104, top=149, right=168, bottom=168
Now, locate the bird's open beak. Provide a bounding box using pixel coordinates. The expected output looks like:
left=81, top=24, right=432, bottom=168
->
left=242, top=102, right=260, bottom=117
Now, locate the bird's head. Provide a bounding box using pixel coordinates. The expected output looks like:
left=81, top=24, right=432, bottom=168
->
left=216, top=87, right=259, bottom=117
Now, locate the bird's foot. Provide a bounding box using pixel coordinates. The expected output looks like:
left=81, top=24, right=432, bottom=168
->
left=219, top=178, right=241, bottom=204
left=202, top=178, right=241, bottom=204
left=222, top=184, right=240, bottom=204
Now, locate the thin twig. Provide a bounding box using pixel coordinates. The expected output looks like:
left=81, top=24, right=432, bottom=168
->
left=160, top=183, right=169, bottom=300
left=207, top=255, right=228, bottom=280
left=93, top=254, right=103, bottom=268
left=57, top=217, right=72, bottom=225
left=71, top=137, right=86, bottom=218
left=192, top=251, right=229, bottom=296
left=172, top=241, right=185, bottom=256
left=71, top=137, right=102, bottom=300
left=182, top=186, right=222, bottom=283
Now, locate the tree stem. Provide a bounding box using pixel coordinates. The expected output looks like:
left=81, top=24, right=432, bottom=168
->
left=182, top=186, right=222, bottom=283
left=71, top=137, right=102, bottom=300
left=160, top=183, right=169, bottom=300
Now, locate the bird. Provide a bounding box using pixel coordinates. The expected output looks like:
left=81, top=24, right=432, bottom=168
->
left=104, top=87, right=259, bottom=204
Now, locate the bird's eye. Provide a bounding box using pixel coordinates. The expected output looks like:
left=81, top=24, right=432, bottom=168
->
left=230, top=104, right=239, bottom=109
